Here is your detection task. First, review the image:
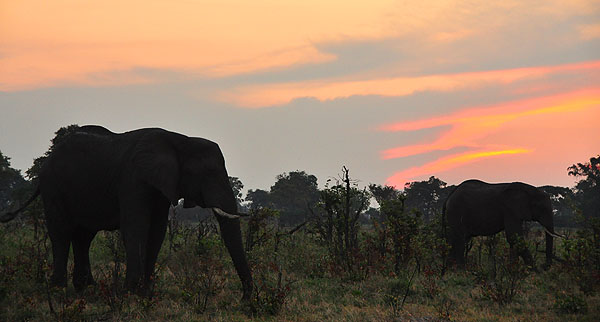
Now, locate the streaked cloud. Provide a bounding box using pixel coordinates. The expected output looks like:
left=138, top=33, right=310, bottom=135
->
left=0, top=0, right=598, bottom=191
left=0, top=0, right=394, bottom=91
left=382, top=88, right=600, bottom=186
left=386, top=149, right=531, bottom=187
left=220, top=61, right=600, bottom=108
left=2, top=1, right=598, bottom=92
left=578, top=24, right=600, bottom=40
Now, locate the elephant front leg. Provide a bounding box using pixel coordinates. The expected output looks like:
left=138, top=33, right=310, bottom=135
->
left=72, top=229, right=97, bottom=291
left=122, top=230, right=148, bottom=292
left=120, top=211, right=151, bottom=292
left=142, top=200, right=170, bottom=293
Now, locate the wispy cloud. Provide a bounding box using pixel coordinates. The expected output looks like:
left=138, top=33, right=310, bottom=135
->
left=381, top=88, right=600, bottom=186
left=0, top=0, right=394, bottom=91
left=2, top=1, right=597, bottom=92
left=219, top=61, right=600, bottom=108
left=386, top=149, right=531, bottom=187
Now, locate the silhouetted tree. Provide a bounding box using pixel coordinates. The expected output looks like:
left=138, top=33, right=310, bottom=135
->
left=246, top=189, right=271, bottom=210
left=404, top=176, right=450, bottom=221
left=0, top=150, right=28, bottom=210
left=313, top=167, right=370, bottom=276
left=269, top=170, right=319, bottom=226
left=568, top=155, right=600, bottom=220
left=538, top=185, right=577, bottom=227
left=228, top=176, right=245, bottom=211
left=368, top=184, right=402, bottom=224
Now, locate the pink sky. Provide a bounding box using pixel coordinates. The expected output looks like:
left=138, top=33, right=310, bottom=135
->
left=1, top=0, right=599, bottom=190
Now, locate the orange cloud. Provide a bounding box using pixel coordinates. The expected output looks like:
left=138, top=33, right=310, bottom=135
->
left=381, top=88, right=600, bottom=186
left=2, top=1, right=596, bottom=91
left=386, top=149, right=531, bottom=187
left=220, top=60, right=600, bottom=108
left=0, top=0, right=394, bottom=91
left=380, top=88, right=600, bottom=160
left=578, top=24, right=600, bottom=40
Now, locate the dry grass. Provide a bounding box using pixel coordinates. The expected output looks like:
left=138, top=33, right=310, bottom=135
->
left=1, top=222, right=599, bottom=321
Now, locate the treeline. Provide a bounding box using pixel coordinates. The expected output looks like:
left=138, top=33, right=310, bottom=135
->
left=1, top=126, right=599, bottom=230
left=237, top=165, right=598, bottom=229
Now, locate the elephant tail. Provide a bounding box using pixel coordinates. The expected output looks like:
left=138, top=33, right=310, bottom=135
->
left=0, top=187, right=40, bottom=223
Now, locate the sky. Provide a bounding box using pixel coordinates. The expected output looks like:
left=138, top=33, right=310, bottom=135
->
left=1, top=0, right=599, bottom=192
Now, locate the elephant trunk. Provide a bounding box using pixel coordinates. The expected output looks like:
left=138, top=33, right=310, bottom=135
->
left=545, top=230, right=553, bottom=267
left=538, top=214, right=560, bottom=267
left=214, top=213, right=253, bottom=301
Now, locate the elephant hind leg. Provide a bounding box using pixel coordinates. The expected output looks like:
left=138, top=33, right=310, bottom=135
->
left=449, top=233, right=466, bottom=268
left=72, top=229, right=97, bottom=291
left=143, top=199, right=170, bottom=293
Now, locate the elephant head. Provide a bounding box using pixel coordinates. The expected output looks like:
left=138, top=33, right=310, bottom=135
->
left=529, top=188, right=562, bottom=267
left=133, top=131, right=253, bottom=300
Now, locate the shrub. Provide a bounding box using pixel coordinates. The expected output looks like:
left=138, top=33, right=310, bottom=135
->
left=471, top=240, right=528, bottom=305
left=385, top=265, right=418, bottom=316
left=310, top=167, right=370, bottom=279
left=560, top=218, right=600, bottom=294
left=168, top=229, right=226, bottom=313
left=252, top=259, right=293, bottom=315
left=553, top=291, right=588, bottom=314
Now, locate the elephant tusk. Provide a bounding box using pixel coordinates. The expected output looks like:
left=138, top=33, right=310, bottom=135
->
left=543, top=227, right=564, bottom=239
left=213, top=208, right=240, bottom=219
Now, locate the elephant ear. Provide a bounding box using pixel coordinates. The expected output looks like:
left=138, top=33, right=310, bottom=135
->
left=502, top=188, right=533, bottom=221
left=133, top=147, right=180, bottom=205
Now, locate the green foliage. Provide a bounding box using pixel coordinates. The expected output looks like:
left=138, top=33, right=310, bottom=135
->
left=311, top=167, right=370, bottom=279
left=270, top=170, right=320, bottom=226
left=559, top=218, right=600, bottom=294
left=471, top=240, right=528, bottom=305
left=403, top=176, right=452, bottom=221
left=245, top=207, right=279, bottom=253
left=245, top=189, right=271, bottom=209
left=170, top=233, right=227, bottom=314
left=368, top=184, right=448, bottom=276
left=2, top=220, right=600, bottom=320
left=380, top=196, right=422, bottom=274
left=229, top=176, right=245, bottom=210
left=568, top=155, right=600, bottom=220
left=538, top=185, right=578, bottom=227
left=3, top=162, right=600, bottom=320
left=553, top=291, right=588, bottom=314
left=385, top=269, right=416, bottom=317
left=244, top=208, right=295, bottom=316
left=0, top=150, right=28, bottom=211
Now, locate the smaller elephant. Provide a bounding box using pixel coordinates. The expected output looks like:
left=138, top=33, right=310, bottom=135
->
left=443, top=179, right=561, bottom=268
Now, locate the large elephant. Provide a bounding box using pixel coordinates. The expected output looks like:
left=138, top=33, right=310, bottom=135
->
left=443, top=179, right=561, bottom=269
left=0, top=126, right=252, bottom=300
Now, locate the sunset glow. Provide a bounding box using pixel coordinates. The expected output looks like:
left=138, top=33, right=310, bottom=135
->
left=219, top=61, right=600, bottom=108
left=380, top=89, right=600, bottom=160
left=386, top=149, right=531, bottom=187
left=381, top=89, right=600, bottom=186
left=1, top=0, right=598, bottom=190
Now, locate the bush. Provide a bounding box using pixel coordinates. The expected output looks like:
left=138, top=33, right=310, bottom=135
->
left=553, top=291, right=588, bottom=314
left=560, top=218, right=600, bottom=294
left=471, top=240, right=528, bottom=305
left=168, top=229, right=226, bottom=313
left=385, top=265, right=418, bottom=316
